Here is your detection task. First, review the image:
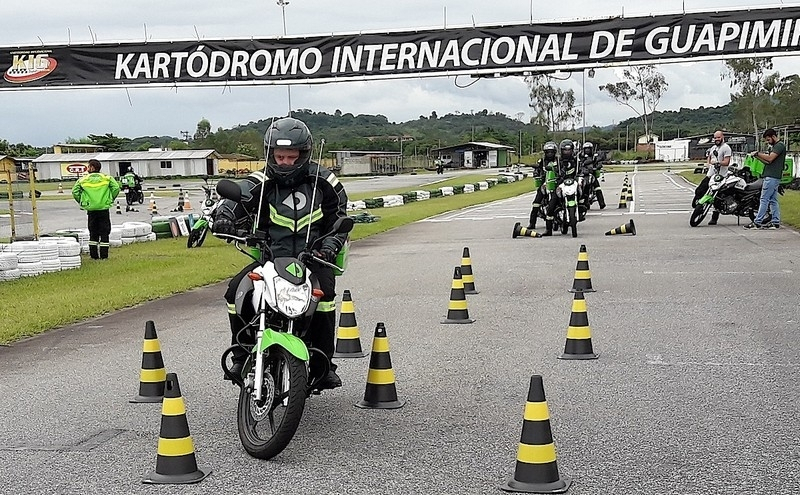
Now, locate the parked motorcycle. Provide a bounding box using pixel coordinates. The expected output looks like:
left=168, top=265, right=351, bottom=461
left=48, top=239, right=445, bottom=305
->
left=214, top=178, right=353, bottom=460
left=187, top=178, right=219, bottom=248
left=690, top=164, right=767, bottom=227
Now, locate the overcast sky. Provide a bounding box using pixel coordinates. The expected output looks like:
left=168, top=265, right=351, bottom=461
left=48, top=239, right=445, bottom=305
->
left=3, top=0, right=800, bottom=146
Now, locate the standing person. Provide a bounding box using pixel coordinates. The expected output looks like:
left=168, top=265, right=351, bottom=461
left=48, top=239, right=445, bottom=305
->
left=692, top=131, right=732, bottom=226
left=212, top=117, right=349, bottom=389
left=746, top=128, right=785, bottom=229
left=71, top=159, right=120, bottom=259
left=526, top=141, right=558, bottom=229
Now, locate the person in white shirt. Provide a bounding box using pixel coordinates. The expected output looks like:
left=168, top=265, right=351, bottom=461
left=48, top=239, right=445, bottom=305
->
left=692, top=131, right=732, bottom=225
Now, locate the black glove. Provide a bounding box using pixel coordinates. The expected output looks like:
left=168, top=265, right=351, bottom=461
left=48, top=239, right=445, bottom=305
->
left=313, top=248, right=336, bottom=263
left=212, top=216, right=236, bottom=236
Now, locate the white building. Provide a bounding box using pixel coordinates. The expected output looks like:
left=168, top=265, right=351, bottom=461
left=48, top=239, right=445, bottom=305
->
left=655, top=139, right=691, bottom=162
left=32, top=149, right=220, bottom=180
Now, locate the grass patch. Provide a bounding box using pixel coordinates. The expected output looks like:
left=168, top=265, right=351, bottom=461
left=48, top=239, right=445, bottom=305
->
left=348, top=173, right=501, bottom=201
left=0, top=178, right=533, bottom=344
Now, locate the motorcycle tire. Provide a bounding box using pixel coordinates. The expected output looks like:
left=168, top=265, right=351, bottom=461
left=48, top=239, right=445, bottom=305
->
left=186, top=228, right=201, bottom=248
left=559, top=211, right=568, bottom=235
left=689, top=203, right=711, bottom=227
left=237, top=347, right=308, bottom=460
left=195, top=227, right=208, bottom=247
left=568, top=206, right=578, bottom=238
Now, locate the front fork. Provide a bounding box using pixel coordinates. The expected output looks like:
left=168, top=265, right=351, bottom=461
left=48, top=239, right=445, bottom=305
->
left=251, top=317, right=296, bottom=404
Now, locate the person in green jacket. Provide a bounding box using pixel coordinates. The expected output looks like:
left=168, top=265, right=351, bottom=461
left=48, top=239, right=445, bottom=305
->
left=72, top=159, right=121, bottom=259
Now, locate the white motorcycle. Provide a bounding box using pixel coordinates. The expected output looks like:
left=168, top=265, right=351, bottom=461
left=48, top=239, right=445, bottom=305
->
left=187, top=178, right=220, bottom=248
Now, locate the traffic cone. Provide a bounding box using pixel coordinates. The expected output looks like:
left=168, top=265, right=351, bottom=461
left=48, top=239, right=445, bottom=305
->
left=617, top=185, right=628, bottom=209
left=57, top=183, right=64, bottom=194
left=558, top=291, right=598, bottom=360
left=460, top=247, right=479, bottom=295
left=174, top=190, right=185, bottom=212
left=355, top=323, right=405, bottom=409
left=333, top=290, right=367, bottom=358
left=625, top=184, right=633, bottom=203
left=568, top=244, right=595, bottom=293
left=513, top=222, right=542, bottom=239
left=150, top=199, right=159, bottom=216
left=501, top=375, right=572, bottom=493
left=605, top=219, right=636, bottom=236
left=143, top=373, right=210, bottom=484
left=115, top=200, right=122, bottom=215
left=130, top=320, right=167, bottom=403
left=441, top=266, right=475, bottom=324
left=183, top=190, right=193, bottom=211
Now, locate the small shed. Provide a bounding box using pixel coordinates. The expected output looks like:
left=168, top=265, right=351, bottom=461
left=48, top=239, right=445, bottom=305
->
left=431, top=142, right=514, bottom=169
left=32, top=149, right=220, bottom=180
left=332, top=151, right=403, bottom=176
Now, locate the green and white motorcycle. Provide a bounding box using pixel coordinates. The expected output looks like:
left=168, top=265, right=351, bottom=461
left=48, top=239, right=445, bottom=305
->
left=187, top=178, right=219, bottom=248
left=214, top=178, right=353, bottom=460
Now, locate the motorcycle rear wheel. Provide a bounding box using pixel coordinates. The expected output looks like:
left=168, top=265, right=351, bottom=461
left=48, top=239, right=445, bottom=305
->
left=238, top=347, right=308, bottom=460
left=689, top=204, right=710, bottom=227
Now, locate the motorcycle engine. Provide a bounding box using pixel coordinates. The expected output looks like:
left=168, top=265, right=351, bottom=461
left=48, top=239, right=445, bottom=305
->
left=718, top=195, right=738, bottom=215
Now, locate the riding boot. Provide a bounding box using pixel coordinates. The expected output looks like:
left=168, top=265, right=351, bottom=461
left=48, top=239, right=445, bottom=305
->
left=527, top=209, right=538, bottom=230
left=708, top=211, right=720, bottom=225
left=596, top=190, right=606, bottom=209
left=226, top=312, right=251, bottom=381
left=542, top=220, right=553, bottom=236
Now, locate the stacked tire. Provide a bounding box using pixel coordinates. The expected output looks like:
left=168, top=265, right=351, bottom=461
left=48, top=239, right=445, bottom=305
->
left=0, top=246, right=21, bottom=281
left=151, top=216, right=174, bottom=240
left=5, top=241, right=43, bottom=277
left=43, top=237, right=82, bottom=270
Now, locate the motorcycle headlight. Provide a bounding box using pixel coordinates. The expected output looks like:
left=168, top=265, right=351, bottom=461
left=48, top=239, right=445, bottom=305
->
left=272, top=277, right=311, bottom=317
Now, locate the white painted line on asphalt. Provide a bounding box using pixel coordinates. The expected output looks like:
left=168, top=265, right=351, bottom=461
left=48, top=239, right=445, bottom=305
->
left=646, top=354, right=798, bottom=367
left=643, top=270, right=793, bottom=274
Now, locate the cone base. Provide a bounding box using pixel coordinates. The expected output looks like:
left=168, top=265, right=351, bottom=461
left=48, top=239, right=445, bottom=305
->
left=501, top=477, right=572, bottom=493
left=143, top=468, right=211, bottom=485
left=441, top=318, right=476, bottom=324
left=464, top=288, right=479, bottom=295
left=333, top=350, right=369, bottom=359
left=129, top=395, right=163, bottom=403
left=558, top=352, right=599, bottom=360
left=355, top=398, right=406, bottom=409
left=568, top=288, right=595, bottom=293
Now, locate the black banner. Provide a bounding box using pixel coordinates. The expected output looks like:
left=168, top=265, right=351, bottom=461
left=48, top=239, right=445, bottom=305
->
left=3, top=6, right=800, bottom=89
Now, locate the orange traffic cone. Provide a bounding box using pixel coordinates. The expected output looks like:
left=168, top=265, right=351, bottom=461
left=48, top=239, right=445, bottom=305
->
left=441, top=266, right=475, bottom=324
left=558, top=291, right=598, bottom=360
left=143, top=373, right=210, bottom=484
left=355, top=323, right=405, bottom=409
left=333, top=290, right=367, bottom=358
left=130, top=320, right=167, bottom=403
left=568, top=244, right=595, bottom=293
left=460, top=247, right=479, bottom=294
left=501, top=375, right=572, bottom=493
left=605, top=219, right=636, bottom=236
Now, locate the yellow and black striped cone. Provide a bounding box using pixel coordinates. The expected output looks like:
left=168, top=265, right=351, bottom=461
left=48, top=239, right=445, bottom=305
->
left=130, top=320, right=167, bottom=403
left=333, top=290, right=368, bottom=358
left=442, top=266, right=475, bottom=324
left=501, top=375, right=572, bottom=493
left=150, top=199, right=159, bottom=216
left=143, top=373, right=210, bottom=484
left=605, top=219, right=636, bottom=236
left=617, top=184, right=628, bottom=209
left=625, top=184, right=633, bottom=203
left=568, top=244, right=595, bottom=293
left=513, top=222, right=542, bottom=238
left=356, top=323, right=405, bottom=409
left=115, top=200, right=122, bottom=215
left=558, top=291, right=598, bottom=360
left=460, top=247, right=479, bottom=294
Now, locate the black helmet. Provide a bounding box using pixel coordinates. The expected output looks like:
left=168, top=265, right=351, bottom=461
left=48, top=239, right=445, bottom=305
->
left=559, top=139, right=575, bottom=160
left=543, top=141, right=557, bottom=161
left=264, top=117, right=313, bottom=187
left=582, top=141, right=594, bottom=156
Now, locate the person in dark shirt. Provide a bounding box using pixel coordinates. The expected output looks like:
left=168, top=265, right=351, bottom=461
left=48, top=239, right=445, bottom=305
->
left=745, top=128, right=785, bottom=229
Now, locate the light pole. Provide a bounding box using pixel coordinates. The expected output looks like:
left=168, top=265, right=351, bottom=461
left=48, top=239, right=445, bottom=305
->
left=582, top=68, right=595, bottom=145
left=277, top=0, right=292, bottom=117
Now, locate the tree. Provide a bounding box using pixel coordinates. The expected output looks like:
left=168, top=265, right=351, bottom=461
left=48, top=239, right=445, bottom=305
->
left=599, top=65, right=668, bottom=144
left=194, top=118, right=211, bottom=140
left=526, top=74, right=582, bottom=133
left=87, top=133, right=131, bottom=151
left=722, top=58, right=781, bottom=135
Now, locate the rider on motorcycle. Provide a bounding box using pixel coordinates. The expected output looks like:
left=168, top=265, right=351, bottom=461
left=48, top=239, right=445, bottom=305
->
left=211, top=117, right=349, bottom=390
left=692, top=131, right=732, bottom=225
left=121, top=169, right=143, bottom=210
left=526, top=141, right=558, bottom=230
left=542, top=139, right=580, bottom=236
left=579, top=141, right=606, bottom=210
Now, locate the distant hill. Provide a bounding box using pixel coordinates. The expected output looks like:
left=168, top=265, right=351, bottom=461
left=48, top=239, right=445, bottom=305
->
left=617, top=105, right=734, bottom=138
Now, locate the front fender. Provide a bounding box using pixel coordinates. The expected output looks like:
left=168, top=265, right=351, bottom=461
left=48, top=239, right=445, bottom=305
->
left=258, top=329, right=310, bottom=361
left=698, top=193, right=714, bottom=205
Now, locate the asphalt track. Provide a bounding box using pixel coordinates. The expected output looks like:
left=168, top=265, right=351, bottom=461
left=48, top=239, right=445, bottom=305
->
left=1, top=170, right=799, bottom=494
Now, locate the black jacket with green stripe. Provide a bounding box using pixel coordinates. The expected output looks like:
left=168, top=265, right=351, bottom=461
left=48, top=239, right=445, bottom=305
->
left=217, top=163, right=349, bottom=258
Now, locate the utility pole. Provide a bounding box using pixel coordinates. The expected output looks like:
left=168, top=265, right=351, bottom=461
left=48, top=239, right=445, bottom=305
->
left=625, top=125, right=629, bottom=153
left=277, top=0, right=292, bottom=117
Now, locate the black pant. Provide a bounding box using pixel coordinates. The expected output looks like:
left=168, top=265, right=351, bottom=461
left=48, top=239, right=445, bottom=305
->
left=693, top=176, right=710, bottom=206
left=528, top=188, right=546, bottom=227
left=87, top=210, right=111, bottom=259
left=224, top=260, right=337, bottom=365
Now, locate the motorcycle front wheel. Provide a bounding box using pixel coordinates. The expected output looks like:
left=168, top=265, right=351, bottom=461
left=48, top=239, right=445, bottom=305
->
left=238, top=346, right=308, bottom=460
left=689, top=203, right=711, bottom=227
left=568, top=206, right=578, bottom=237
left=186, top=228, right=201, bottom=248
left=559, top=209, right=568, bottom=235
left=195, top=227, right=208, bottom=247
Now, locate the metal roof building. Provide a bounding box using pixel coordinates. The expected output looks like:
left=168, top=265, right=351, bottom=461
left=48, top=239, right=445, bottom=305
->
left=431, top=141, right=515, bottom=168
left=32, top=149, right=220, bottom=180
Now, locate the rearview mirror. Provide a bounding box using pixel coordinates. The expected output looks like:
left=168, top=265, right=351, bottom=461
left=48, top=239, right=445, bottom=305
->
left=333, top=216, right=354, bottom=235
left=216, top=179, right=241, bottom=202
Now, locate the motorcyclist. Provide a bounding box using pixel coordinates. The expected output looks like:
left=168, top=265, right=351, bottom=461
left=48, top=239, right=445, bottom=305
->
left=525, top=141, right=558, bottom=230
left=578, top=141, right=606, bottom=210
left=121, top=169, right=143, bottom=210
left=211, top=117, right=349, bottom=390
left=542, top=139, right=579, bottom=236
left=692, top=131, right=731, bottom=225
